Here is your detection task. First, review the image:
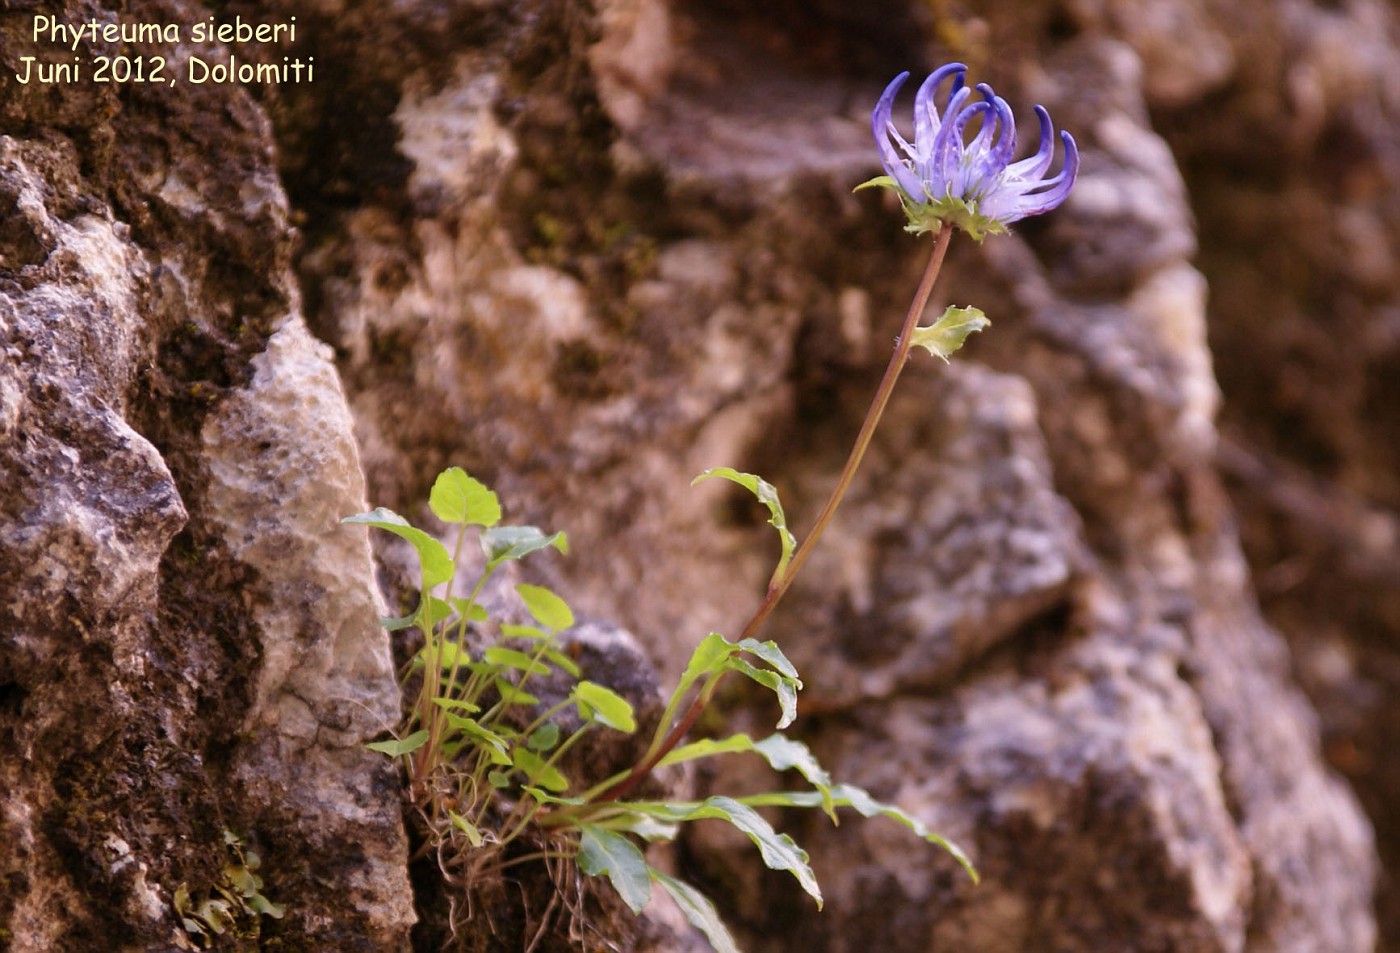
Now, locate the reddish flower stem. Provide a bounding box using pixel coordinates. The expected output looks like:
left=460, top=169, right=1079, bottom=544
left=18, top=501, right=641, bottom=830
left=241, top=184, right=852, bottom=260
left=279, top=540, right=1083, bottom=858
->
left=594, top=225, right=954, bottom=803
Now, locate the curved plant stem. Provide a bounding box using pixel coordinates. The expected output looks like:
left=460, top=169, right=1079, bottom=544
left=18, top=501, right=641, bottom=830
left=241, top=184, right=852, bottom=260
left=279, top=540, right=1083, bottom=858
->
left=594, top=225, right=954, bottom=802
left=737, top=222, right=953, bottom=643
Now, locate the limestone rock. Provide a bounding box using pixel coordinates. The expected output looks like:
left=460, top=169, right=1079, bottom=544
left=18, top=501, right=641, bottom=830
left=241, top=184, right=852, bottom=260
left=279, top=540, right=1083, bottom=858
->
left=1, top=1, right=412, bottom=948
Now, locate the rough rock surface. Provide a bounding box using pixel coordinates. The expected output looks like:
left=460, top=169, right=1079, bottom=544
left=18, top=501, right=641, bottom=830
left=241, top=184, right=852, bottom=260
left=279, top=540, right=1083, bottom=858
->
left=3, top=0, right=1395, bottom=951
left=0, top=1, right=412, bottom=949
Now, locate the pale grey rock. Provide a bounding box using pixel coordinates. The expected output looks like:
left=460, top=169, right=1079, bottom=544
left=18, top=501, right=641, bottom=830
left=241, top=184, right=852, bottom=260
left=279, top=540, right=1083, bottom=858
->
left=777, top=364, right=1086, bottom=708
left=1, top=2, right=413, bottom=948
left=0, top=133, right=190, bottom=953
left=201, top=316, right=415, bottom=943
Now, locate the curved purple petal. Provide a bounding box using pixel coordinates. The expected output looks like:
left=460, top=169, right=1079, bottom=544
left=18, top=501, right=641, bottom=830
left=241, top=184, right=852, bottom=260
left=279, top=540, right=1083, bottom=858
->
left=872, top=72, right=924, bottom=196
left=1004, top=105, right=1055, bottom=180
left=928, top=86, right=974, bottom=191
left=949, top=102, right=995, bottom=195
left=872, top=71, right=909, bottom=148
left=963, top=85, right=1001, bottom=162
left=1011, top=130, right=1080, bottom=219
left=985, top=93, right=1017, bottom=173
left=914, top=62, right=967, bottom=146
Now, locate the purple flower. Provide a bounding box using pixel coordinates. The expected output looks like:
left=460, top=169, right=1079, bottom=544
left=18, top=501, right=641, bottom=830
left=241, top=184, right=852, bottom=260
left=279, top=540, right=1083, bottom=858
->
left=861, top=64, right=1079, bottom=239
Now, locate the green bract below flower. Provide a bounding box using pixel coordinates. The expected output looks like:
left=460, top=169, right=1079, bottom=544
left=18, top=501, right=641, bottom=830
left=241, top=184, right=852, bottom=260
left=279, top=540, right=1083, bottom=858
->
left=859, top=64, right=1079, bottom=241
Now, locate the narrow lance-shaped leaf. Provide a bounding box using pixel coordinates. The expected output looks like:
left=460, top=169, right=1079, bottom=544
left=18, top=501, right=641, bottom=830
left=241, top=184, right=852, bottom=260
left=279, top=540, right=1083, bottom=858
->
left=737, top=782, right=978, bottom=884
left=449, top=811, right=485, bottom=848
left=649, top=870, right=742, bottom=953
left=908, top=305, right=990, bottom=363
left=693, top=467, right=797, bottom=586
left=378, top=612, right=417, bottom=632
left=681, top=632, right=737, bottom=685
left=577, top=825, right=652, bottom=914
left=617, top=796, right=821, bottom=907
left=441, top=714, right=511, bottom=764
left=675, top=633, right=802, bottom=729
left=366, top=730, right=430, bottom=758
left=658, top=732, right=836, bottom=821
left=734, top=638, right=799, bottom=681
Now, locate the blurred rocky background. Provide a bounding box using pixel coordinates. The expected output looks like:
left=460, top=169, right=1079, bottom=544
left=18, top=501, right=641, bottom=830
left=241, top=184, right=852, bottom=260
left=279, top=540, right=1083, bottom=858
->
left=1, top=0, right=1396, bottom=949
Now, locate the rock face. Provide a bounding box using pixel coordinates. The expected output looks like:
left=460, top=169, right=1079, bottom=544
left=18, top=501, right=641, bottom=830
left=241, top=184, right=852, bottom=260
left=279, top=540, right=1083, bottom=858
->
left=2, top=0, right=1394, bottom=951
left=0, top=1, right=412, bottom=949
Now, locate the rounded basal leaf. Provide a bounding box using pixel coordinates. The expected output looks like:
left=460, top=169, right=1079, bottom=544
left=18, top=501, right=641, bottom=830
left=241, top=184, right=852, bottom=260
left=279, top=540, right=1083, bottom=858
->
left=516, top=583, right=575, bottom=632
left=494, top=678, right=540, bottom=707
left=425, top=639, right=470, bottom=670
left=429, top=467, right=502, bottom=527
left=512, top=748, right=569, bottom=792
left=501, top=623, right=548, bottom=641
left=527, top=722, right=562, bottom=752
left=541, top=646, right=582, bottom=678
left=419, top=596, right=455, bottom=628
left=448, top=598, right=489, bottom=623
left=483, top=646, right=551, bottom=676
left=574, top=680, right=637, bottom=733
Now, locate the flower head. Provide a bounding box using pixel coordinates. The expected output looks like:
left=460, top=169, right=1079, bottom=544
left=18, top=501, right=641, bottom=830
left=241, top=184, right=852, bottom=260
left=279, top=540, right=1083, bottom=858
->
left=860, top=65, right=1079, bottom=240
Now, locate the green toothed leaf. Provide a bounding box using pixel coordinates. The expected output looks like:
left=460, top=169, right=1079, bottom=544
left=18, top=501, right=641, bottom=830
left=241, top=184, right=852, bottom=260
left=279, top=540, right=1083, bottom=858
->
left=693, top=467, right=796, bottom=585
left=737, top=782, right=978, bottom=883
left=908, top=306, right=990, bottom=362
